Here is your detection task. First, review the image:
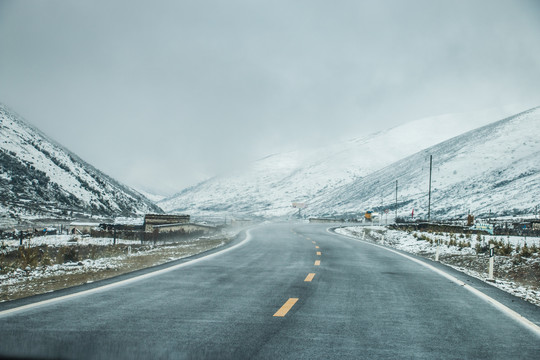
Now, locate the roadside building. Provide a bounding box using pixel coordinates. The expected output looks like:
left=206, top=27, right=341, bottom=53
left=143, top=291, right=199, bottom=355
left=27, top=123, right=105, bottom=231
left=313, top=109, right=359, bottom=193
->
left=151, top=223, right=216, bottom=235
left=308, top=218, right=344, bottom=223
left=144, top=214, right=190, bottom=232
left=70, top=222, right=101, bottom=235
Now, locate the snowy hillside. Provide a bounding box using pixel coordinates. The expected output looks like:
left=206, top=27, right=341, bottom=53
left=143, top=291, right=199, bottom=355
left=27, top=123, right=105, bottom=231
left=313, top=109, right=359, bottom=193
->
left=159, top=107, right=523, bottom=218
left=309, top=107, right=540, bottom=220
left=134, top=188, right=167, bottom=203
left=0, top=104, right=161, bottom=226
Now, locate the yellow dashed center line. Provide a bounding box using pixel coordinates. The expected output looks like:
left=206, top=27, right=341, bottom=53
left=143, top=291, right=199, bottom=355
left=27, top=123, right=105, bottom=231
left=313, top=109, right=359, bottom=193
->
left=314, top=260, right=321, bottom=266
left=316, top=251, right=321, bottom=256
left=304, top=273, right=316, bottom=282
left=312, top=241, right=316, bottom=244
left=273, top=298, right=299, bottom=317
left=315, top=246, right=319, bottom=249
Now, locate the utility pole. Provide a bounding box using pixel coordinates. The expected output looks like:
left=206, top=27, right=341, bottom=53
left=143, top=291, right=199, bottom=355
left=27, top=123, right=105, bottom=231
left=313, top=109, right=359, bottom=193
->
left=395, top=180, right=398, bottom=223
left=380, top=192, right=383, bottom=225
left=428, top=155, right=432, bottom=222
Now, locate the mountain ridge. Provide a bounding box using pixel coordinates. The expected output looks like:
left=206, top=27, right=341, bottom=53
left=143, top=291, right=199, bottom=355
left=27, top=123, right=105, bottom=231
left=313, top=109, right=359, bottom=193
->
left=0, top=103, right=162, bottom=227
left=158, top=106, right=527, bottom=217
left=308, top=106, right=540, bottom=219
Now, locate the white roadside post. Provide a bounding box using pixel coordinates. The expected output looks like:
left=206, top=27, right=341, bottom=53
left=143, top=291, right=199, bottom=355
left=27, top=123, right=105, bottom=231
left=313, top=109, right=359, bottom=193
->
left=487, top=243, right=495, bottom=281
left=435, top=239, right=440, bottom=262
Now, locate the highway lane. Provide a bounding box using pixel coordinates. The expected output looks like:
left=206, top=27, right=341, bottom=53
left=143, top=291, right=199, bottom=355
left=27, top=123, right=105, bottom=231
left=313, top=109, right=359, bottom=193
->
left=1, top=222, right=539, bottom=359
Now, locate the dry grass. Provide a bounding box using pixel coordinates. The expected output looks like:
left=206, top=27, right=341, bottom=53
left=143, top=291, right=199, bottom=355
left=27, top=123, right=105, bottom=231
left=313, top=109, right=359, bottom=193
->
left=0, top=237, right=230, bottom=302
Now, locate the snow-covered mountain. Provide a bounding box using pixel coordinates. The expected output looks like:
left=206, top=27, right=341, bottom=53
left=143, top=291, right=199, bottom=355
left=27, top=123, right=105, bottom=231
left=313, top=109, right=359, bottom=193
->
left=135, top=188, right=167, bottom=203
left=0, top=103, right=161, bottom=225
left=159, top=107, right=524, bottom=218
left=309, top=107, right=540, bottom=220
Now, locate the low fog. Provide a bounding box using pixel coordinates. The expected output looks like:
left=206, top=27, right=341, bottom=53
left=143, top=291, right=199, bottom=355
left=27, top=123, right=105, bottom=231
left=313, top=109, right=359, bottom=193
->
left=1, top=0, right=539, bottom=195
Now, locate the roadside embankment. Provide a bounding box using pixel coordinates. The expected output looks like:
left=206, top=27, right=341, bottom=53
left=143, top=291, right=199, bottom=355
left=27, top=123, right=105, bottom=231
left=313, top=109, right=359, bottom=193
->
left=0, top=232, right=236, bottom=302
left=336, top=226, right=540, bottom=307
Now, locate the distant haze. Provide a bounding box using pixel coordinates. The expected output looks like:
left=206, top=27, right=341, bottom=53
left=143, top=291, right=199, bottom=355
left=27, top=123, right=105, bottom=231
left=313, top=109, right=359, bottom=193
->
left=1, top=0, right=539, bottom=195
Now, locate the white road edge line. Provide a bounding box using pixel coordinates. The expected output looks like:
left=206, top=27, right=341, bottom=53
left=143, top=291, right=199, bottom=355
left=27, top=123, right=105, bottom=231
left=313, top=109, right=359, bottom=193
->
left=329, top=227, right=540, bottom=338
left=0, top=230, right=253, bottom=318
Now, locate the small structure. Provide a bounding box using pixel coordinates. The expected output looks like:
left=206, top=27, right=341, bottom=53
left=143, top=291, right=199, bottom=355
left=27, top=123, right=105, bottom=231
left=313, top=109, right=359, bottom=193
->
left=70, top=222, right=100, bottom=235
left=470, top=223, right=494, bottom=235
left=308, top=218, right=343, bottom=223
left=231, top=219, right=253, bottom=227
left=152, top=223, right=216, bottom=235
left=144, top=214, right=190, bottom=232
left=364, top=211, right=373, bottom=222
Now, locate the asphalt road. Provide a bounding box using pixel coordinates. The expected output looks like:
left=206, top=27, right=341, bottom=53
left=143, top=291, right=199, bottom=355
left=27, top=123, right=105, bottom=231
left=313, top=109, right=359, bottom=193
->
left=1, top=222, right=539, bottom=359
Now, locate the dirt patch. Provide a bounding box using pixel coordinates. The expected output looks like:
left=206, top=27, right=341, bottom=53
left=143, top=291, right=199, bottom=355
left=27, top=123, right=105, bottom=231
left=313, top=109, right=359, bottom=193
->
left=0, top=237, right=230, bottom=302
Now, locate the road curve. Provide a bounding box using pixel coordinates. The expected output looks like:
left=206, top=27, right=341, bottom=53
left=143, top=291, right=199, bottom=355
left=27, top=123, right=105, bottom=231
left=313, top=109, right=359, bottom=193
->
left=0, top=222, right=539, bottom=359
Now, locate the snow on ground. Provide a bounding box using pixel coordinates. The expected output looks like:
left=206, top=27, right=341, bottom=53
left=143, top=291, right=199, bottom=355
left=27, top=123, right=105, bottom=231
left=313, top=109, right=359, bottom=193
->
left=336, top=226, right=540, bottom=306
left=0, top=257, right=124, bottom=287
left=0, top=233, right=229, bottom=302
left=1, top=234, right=140, bottom=252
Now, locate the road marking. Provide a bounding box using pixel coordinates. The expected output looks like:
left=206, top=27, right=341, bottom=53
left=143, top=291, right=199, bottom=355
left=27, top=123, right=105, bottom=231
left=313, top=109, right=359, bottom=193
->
left=304, top=273, right=316, bottom=282
left=273, top=298, right=299, bottom=317
left=315, top=246, right=319, bottom=249
left=314, top=260, right=321, bottom=266
left=331, top=227, right=540, bottom=338
left=316, top=251, right=321, bottom=256
left=306, top=237, right=311, bottom=240
left=312, top=241, right=316, bottom=244
left=0, top=230, right=255, bottom=318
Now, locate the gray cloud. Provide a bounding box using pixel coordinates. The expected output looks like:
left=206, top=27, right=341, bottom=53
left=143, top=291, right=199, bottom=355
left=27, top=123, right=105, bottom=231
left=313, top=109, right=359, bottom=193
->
left=1, top=0, right=539, bottom=195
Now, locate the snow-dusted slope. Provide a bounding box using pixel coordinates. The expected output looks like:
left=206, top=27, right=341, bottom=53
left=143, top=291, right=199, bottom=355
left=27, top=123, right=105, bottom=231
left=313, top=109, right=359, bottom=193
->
left=0, top=104, right=161, bottom=223
left=309, top=107, right=540, bottom=219
left=159, top=107, right=522, bottom=217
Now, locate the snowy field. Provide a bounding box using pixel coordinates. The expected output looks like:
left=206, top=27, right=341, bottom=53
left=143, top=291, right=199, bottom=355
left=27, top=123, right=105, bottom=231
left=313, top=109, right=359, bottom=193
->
left=336, top=226, right=540, bottom=306
left=0, top=233, right=230, bottom=302
left=338, top=226, right=539, bottom=254
left=1, top=234, right=140, bottom=251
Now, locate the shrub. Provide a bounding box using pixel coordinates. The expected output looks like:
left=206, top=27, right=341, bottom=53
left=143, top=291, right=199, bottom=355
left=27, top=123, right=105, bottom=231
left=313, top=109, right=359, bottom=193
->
left=497, top=241, right=513, bottom=256
left=475, top=242, right=489, bottom=255
left=476, top=233, right=482, bottom=243
left=530, top=242, right=538, bottom=255
left=57, top=246, right=79, bottom=263
left=520, top=242, right=532, bottom=258
left=18, top=246, right=41, bottom=268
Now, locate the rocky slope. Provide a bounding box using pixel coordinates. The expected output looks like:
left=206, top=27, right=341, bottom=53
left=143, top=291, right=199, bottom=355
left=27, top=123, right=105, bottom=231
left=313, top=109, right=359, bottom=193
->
left=0, top=104, right=161, bottom=227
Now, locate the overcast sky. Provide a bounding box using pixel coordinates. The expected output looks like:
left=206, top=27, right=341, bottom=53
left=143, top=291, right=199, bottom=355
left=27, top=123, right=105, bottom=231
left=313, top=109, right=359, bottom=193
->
left=1, top=0, right=539, bottom=195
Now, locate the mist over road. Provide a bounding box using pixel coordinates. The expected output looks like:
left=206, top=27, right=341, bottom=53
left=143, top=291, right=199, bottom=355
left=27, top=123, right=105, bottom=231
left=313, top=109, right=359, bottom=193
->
left=1, top=223, right=539, bottom=359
